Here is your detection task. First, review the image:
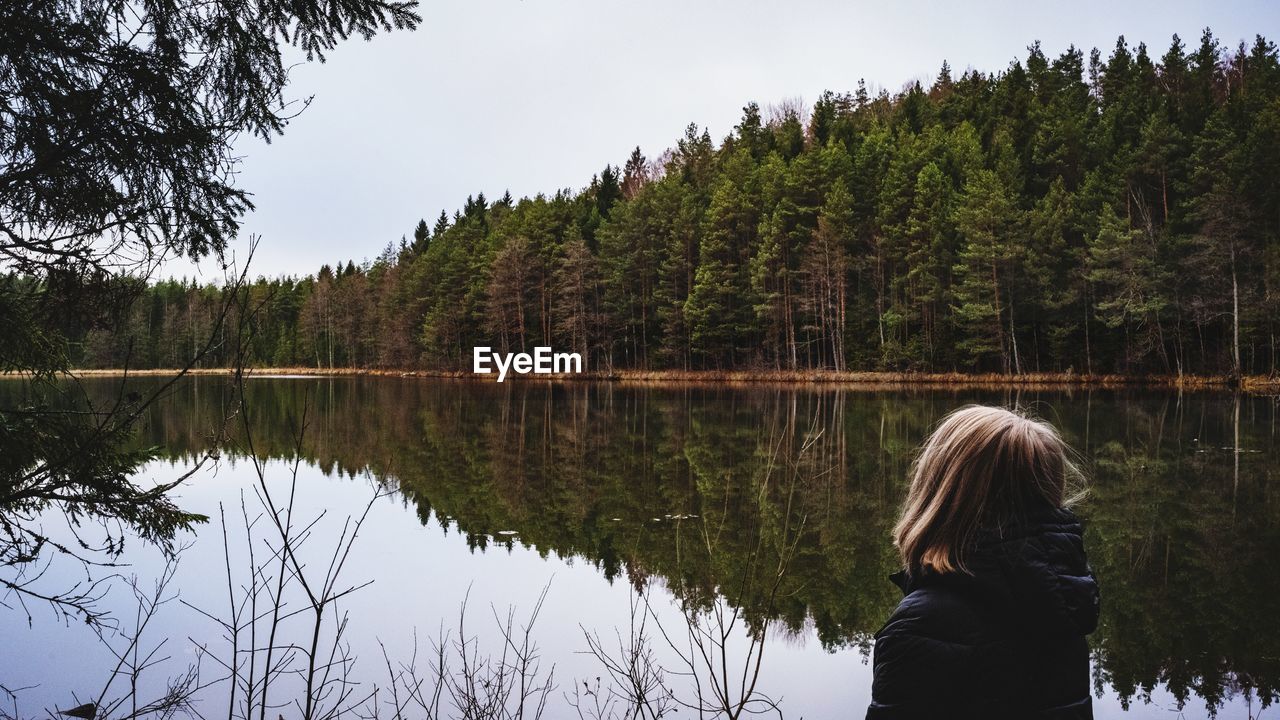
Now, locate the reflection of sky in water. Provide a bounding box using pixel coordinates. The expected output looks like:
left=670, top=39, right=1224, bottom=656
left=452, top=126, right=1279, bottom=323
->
left=2, top=455, right=1261, bottom=719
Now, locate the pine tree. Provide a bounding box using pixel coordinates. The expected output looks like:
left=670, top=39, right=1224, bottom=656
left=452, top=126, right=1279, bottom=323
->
left=485, top=237, right=533, bottom=354
left=554, top=238, right=602, bottom=362
left=951, top=169, right=1021, bottom=371
left=803, top=184, right=854, bottom=369
left=620, top=147, right=649, bottom=199
left=902, top=162, right=953, bottom=364
left=1086, top=204, right=1169, bottom=370
left=686, top=156, right=756, bottom=368
left=412, top=219, right=431, bottom=254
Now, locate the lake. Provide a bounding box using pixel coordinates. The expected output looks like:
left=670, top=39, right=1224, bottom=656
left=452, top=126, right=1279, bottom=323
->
left=2, top=376, right=1277, bottom=719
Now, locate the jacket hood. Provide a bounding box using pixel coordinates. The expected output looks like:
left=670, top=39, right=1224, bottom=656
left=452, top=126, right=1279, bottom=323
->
left=892, top=506, right=1100, bottom=637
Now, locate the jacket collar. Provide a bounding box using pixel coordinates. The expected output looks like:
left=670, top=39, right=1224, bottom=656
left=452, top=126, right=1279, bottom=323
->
left=889, top=569, right=911, bottom=594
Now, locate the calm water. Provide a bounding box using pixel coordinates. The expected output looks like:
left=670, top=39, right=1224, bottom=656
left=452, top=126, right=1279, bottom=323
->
left=3, top=377, right=1279, bottom=719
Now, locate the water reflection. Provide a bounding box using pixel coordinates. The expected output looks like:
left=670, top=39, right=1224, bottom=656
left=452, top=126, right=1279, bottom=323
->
left=18, top=377, right=1280, bottom=717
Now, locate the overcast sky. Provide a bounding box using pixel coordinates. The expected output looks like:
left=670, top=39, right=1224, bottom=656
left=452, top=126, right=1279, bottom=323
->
left=183, top=0, right=1279, bottom=279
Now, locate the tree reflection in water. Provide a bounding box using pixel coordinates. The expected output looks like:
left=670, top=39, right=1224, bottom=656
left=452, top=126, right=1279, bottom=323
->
left=60, top=377, right=1280, bottom=716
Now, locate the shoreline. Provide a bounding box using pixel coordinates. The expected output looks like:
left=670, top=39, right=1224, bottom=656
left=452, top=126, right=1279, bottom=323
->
left=13, top=367, right=1280, bottom=392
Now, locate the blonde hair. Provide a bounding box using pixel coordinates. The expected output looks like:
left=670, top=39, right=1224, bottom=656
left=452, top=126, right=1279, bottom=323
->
left=894, top=404, right=1084, bottom=575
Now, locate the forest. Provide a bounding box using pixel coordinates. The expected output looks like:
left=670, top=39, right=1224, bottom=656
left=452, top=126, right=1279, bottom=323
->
left=49, top=30, right=1280, bottom=376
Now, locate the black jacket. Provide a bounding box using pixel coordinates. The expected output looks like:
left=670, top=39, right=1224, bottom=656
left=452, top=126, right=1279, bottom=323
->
left=866, top=507, right=1100, bottom=720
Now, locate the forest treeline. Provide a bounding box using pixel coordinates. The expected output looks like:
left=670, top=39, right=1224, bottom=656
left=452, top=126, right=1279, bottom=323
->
left=46, top=30, right=1280, bottom=376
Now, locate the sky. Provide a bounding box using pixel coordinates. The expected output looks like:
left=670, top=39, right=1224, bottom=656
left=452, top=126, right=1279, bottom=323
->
left=179, top=0, right=1280, bottom=279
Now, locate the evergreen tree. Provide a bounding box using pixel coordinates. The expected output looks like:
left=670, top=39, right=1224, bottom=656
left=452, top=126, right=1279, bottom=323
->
left=951, top=170, right=1022, bottom=371
left=901, top=162, right=953, bottom=364
left=1086, top=204, right=1170, bottom=370
left=686, top=154, right=757, bottom=367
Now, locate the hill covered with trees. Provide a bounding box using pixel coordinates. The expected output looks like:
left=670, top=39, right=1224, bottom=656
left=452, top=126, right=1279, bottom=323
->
left=63, top=30, right=1280, bottom=377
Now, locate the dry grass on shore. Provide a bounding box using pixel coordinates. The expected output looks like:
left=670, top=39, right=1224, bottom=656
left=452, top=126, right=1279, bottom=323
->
left=24, top=366, right=1280, bottom=393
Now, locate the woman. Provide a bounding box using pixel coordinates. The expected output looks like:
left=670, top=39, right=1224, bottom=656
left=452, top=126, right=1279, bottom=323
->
left=866, top=405, right=1099, bottom=720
